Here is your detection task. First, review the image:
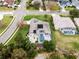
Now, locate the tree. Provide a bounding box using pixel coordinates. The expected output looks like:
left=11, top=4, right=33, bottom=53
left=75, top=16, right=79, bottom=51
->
left=42, top=0, right=46, bottom=10
left=32, top=1, right=41, bottom=9
left=48, top=52, right=61, bottom=59
left=43, top=40, right=55, bottom=52
left=24, top=39, right=37, bottom=59
left=70, top=9, right=79, bottom=18
left=11, top=48, right=27, bottom=59
left=64, top=54, right=76, bottom=59
left=27, top=49, right=37, bottom=59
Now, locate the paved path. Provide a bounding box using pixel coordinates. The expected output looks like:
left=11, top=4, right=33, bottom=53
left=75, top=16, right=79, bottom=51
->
left=0, top=11, right=13, bottom=15
left=35, top=54, right=47, bottom=59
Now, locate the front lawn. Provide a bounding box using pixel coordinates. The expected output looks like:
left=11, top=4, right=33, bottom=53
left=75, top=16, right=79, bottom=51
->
left=0, top=7, right=13, bottom=11
left=0, top=15, right=13, bottom=34
left=24, top=15, right=52, bottom=21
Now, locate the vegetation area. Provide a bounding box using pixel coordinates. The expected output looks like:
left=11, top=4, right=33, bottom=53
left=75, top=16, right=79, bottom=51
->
left=65, top=6, right=76, bottom=11
left=8, top=25, right=29, bottom=44
left=24, top=15, right=51, bottom=21
left=2, top=25, right=38, bottom=59
left=46, top=2, right=61, bottom=11
left=55, top=31, right=79, bottom=51
left=0, top=7, right=13, bottom=11
left=15, top=0, right=21, bottom=5
left=71, top=42, right=79, bottom=51
left=50, top=4, right=60, bottom=11
left=26, top=0, right=40, bottom=10
left=70, top=9, right=79, bottom=18
left=0, top=15, right=13, bottom=34
left=0, top=36, right=37, bottom=59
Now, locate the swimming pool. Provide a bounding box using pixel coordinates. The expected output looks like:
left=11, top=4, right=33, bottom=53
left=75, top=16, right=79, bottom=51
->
left=39, top=34, right=44, bottom=43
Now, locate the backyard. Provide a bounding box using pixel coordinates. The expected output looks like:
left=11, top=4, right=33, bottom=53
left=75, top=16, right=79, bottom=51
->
left=55, top=31, right=79, bottom=51
left=0, top=15, right=13, bottom=34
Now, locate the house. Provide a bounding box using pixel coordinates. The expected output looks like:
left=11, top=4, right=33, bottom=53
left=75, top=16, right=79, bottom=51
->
left=31, top=0, right=43, bottom=6
left=0, top=0, right=15, bottom=7
left=58, top=0, right=72, bottom=7
left=71, top=0, right=79, bottom=9
left=58, top=0, right=79, bottom=9
left=52, top=14, right=77, bottom=35
left=3, top=0, right=15, bottom=7
left=28, top=18, right=51, bottom=43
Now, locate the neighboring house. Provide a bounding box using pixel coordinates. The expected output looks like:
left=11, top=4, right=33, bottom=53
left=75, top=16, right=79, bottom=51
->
left=28, top=18, right=51, bottom=43
left=31, top=0, right=43, bottom=6
left=3, top=0, right=15, bottom=7
left=0, top=0, right=15, bottom=7
left=71, top=0, right=79, bottom=9
left=58, top=0, right=79, bottom=8
left=58, top=0, right=71, bottom=7
left=53, top=14, right=77, bottom=35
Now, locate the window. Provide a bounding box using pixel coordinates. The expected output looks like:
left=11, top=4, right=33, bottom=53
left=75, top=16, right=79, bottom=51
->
left=37, top=24, right=43, bottom=29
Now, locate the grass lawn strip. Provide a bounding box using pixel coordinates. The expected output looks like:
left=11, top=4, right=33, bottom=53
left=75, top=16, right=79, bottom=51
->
left=0, top=7, right=13, bottom=11
left=0, top=15, right=13, bottom=34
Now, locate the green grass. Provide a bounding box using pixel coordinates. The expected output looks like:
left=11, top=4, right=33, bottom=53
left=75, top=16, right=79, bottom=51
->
left=71, top=42, right=79, bottom=51
left=27, top=6, right=39, bottom=10
left=0, top=7, right=13, bottom=11
left=65, top=6, right=76, bottom=11
left=0, top=15, right=13, bottom=34
left=24, top=15, right=52, bottom=21
left=8, top=25, right=29, bottom=45
left=55, top=31, right=79, bottom=51
left=51, top=4, right=61, bottom=11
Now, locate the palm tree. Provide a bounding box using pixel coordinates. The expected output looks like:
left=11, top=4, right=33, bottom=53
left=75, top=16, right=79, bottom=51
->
left=42, top=0, right=46, bottom=10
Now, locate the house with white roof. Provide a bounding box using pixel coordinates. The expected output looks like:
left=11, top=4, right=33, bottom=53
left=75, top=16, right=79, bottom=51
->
left=53, top=14, right=76, bottom=35
left=58, top=0, right=71, bottom=7
left=28, top=18, right=51, bottom=43
left=58, top=0, right=79, bottom=9
left=72, top=0, right=79, bottom=9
